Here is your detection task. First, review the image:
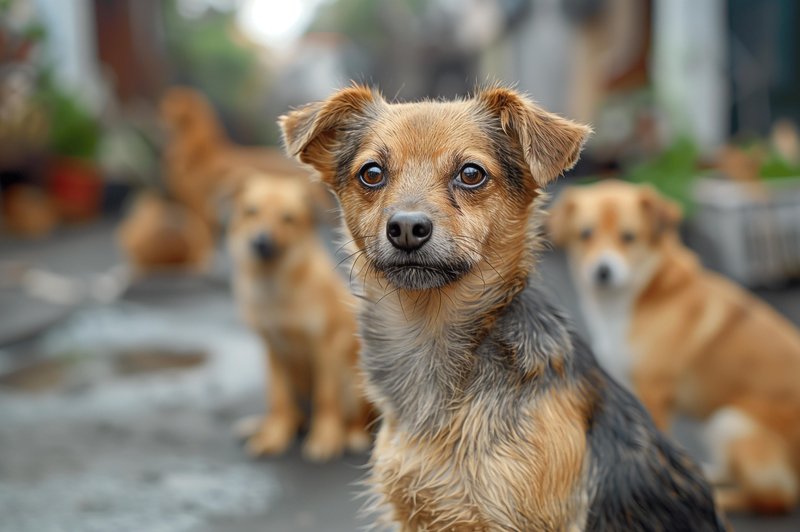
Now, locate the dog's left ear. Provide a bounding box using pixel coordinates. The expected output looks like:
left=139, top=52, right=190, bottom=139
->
left=477, top=87, right=592, bottom=188
left=279, top=85, right=384, bottom=185
left=639, top=185, right=683, bottom=240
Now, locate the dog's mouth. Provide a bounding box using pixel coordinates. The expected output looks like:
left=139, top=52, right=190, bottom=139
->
left=373, top=258, right=472, bottom=290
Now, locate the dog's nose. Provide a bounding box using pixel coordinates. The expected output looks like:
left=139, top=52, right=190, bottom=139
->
left=386, top=211, right=432, bottom=252
left=251, top=233, right=277, bottom=260
left=596, top=264, right=612, bottom=285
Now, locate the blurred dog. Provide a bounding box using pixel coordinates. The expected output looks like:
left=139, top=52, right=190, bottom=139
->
left=117, top=191, right=213, bottom=274
left=281, top=86, right=724, bottom=529
left=160, top=87, right=306, bottom=230
left=227, top=171, right=370, bottom=462
left=550, top=179, right=800, bottom=513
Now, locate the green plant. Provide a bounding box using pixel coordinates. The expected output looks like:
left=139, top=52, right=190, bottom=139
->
left=625, top=136, right=701, bottom=215
left=35, top=74, right=100, bottom=161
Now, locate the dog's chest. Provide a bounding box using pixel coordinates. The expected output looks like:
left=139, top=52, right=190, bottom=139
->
left=578, top=289, right=636, bottom=386
left=372, top=401, right=589, bottom=531
left=234, top=274, right=326, bottom=338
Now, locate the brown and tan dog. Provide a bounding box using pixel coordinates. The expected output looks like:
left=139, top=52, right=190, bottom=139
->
left=280, top=86, right=724, bottom=529
left=161, top=87, right=306, bottom=229
left=550, top=179, right=800, bottom=513
left=227, top=171, right=370, bottom=462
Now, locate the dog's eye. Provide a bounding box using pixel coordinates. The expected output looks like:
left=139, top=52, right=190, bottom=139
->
left=244, top=206, right=258, bottom=217
left=621, top=230, right=636, bottom=243
left=358, top=163, right=385, bottom=188
left=454, top=164, right=487, bottom=189
left=283, top=213, right=295, bottom=224
left=579, top=227, right=592, bottom=241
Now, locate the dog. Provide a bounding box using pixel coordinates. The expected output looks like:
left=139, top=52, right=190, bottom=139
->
left=227, top=171, right=371, bottom=462
left=549, top=179, right=800, bottom=514
left=160, top=87, right=307, bottom=230
left=280, top=85, right=725, bottom=529
left=117, top=191, right=214, bottom=274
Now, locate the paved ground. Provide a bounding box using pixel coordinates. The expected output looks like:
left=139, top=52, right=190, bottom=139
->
left=1, top=219, right=799, bottom=531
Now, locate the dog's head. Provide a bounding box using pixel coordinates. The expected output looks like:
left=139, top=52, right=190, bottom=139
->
left=226, top=173, right=316, bottom=267
left=279, top=85, right=590, bottom=292
left=160, top=87, right=224, bottom=141
left=548, top=180, right=682, bottom=290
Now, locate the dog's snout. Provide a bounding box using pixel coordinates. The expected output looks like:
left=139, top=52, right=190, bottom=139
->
left=251, top=233, right=277, bottom=260
left=386, top=211, right=432, bottom=252
left=596, top=263, right=612, bottom=285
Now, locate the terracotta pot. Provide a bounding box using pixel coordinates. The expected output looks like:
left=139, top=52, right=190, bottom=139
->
left=47, top=158, right=102, bottom=222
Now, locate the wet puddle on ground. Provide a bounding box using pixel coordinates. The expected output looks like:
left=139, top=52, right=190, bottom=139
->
left=0, top=348, right=208, bottom=393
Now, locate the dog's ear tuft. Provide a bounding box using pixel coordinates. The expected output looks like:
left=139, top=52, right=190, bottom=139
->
left=279, top=85, right=383, bottom=184
left=547, top=188, right=576, bottom=247
left=477, top=87, right=592, bottom=188
left=639, top=185, right=683, bottom=240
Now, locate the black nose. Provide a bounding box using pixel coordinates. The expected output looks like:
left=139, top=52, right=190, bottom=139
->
left=596, top=264, right=612, bottom=284
left=251, top=233, right=277, bottom=260
left=386, top=211, right=432, bottom=252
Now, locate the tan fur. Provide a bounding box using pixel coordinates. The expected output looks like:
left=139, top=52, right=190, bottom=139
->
left=227, top=173, right=370, bottom=461
left=117, top=191, right=213, bottom=274
left=160, top=87, right=308, bottom=230
left=373, top=389, right=590, bottom=531
left=551, top=179, right=800, bottom=514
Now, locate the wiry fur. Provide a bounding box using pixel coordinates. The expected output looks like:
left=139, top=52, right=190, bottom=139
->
left=280, top=85, right=725, bottom=530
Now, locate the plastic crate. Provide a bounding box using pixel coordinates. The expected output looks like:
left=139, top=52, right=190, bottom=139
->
left=690, top=176, right=800, bottom=286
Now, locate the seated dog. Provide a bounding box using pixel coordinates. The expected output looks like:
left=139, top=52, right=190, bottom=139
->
left=227, top=171, right=370, bottom=462
left=550, top=179, right=800, bottom=513
left=280, top=86, right=725, bottom=529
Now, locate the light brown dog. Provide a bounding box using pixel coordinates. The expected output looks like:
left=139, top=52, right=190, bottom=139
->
left=227, top=171, right=370, bottom=462
left=161, top=87, right=306, bottom=230
left=550, top=179, right=800, bottom=513
left=117, top=191, right=214, bottom=274
left=281, top=86, right=724, bottom=530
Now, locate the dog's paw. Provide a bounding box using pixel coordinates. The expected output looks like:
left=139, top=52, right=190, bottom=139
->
left=346, top=427, right=372, bottom=454
left=302, top=415, right=346, bottom=462
left=243, top=415, right=297, bottom=457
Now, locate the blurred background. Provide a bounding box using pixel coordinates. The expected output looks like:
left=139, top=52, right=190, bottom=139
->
left=1, top=0, right=799, bottom=530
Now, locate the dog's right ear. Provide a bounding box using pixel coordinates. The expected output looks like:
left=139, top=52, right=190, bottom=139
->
left=279, top=85, right=384, bottom=185
left=547, top=188, right=576, bottom=247
left=639, top=185, right=683, bottom=241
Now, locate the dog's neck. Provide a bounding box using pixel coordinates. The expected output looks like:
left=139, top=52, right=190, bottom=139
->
left=353, top=200, right=567, bottom=434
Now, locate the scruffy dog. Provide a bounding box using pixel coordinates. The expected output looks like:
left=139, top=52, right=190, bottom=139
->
left=227, top=171, right=371, bottom=461
left=161, top=87, right=305, bottom=230
left=280, top=86, right=725, bottom=529
left=550, top=179, right=800, bottom=514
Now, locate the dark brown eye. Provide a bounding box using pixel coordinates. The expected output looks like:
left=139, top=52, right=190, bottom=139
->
left=621, top=230, right=636, bottom=244
left=244, top=206, right=258, bottom=217
left=358, top=163, right=385, bottom=188
left=283, top=213, right=295, bottom=224
left=580, top=227, right=592, bottom=241
left=455, top=164, right=487, bottom=189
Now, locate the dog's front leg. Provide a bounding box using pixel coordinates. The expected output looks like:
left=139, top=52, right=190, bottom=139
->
left=244, top=336, right=302, bottom=457
left=303, top=333, right=348, bottom=461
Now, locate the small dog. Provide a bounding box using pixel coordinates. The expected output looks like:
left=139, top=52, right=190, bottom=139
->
left=227, top=171, right=370, bottom=461
left=117, top=191, right=213, bottom=274
left=161, top=87, right=306, bottom=230
left=550, top=179, right=800, bottom=513
left=280, top=86, right=724, bottom=529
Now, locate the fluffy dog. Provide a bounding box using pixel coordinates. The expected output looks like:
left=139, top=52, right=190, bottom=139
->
left=280, top=86, right=725, bottom=529
left=550, top=179, right=800, bottom=513
left=227, top=172, right=370, bottom=461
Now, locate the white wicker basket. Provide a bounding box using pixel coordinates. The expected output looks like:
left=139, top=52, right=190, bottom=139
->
left=690, top=176, right=800, bottom=286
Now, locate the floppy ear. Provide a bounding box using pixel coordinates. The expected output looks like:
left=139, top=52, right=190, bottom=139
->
left=639, top=185, right=683, bottom=241
left=279, top=85, right=384, bottom=185
left=547, top=188, right=577, bottom=247
left=477, top=87, right=592, bottom=188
